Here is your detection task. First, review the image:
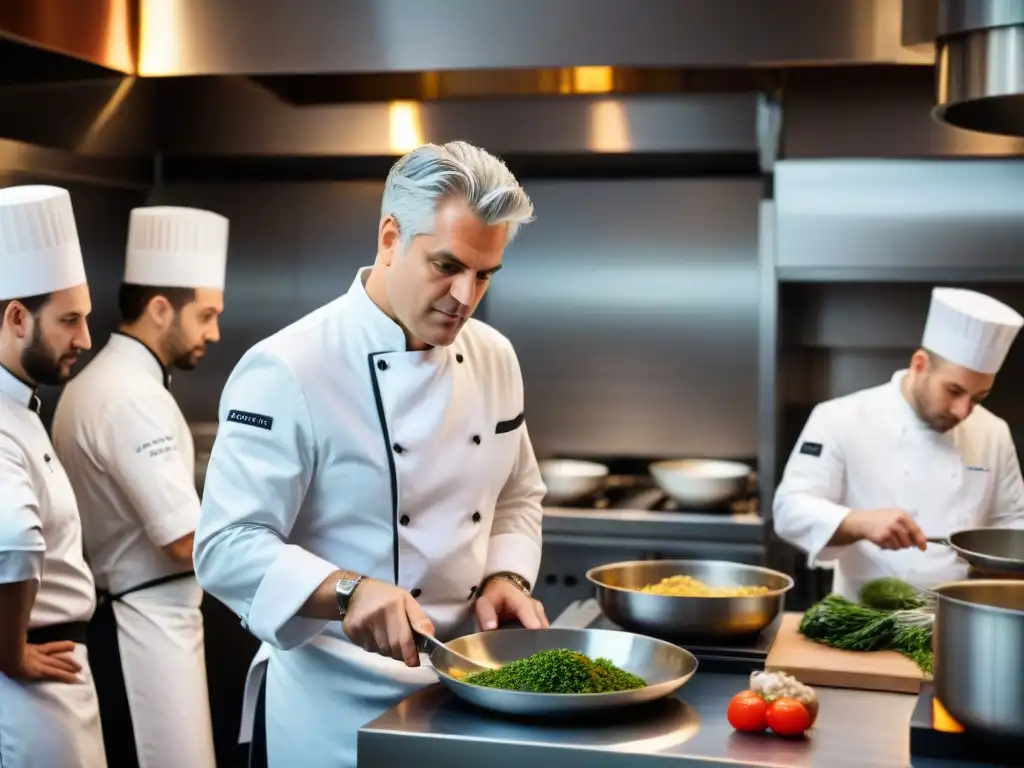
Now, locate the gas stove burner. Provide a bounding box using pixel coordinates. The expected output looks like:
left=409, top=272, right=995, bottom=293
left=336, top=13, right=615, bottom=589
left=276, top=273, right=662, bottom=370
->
left=910, top=683, right=1024, bottom=764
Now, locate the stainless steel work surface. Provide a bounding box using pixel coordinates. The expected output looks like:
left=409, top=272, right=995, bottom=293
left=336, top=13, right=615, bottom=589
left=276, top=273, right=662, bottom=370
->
left=359, top=671, right=992, bottom=767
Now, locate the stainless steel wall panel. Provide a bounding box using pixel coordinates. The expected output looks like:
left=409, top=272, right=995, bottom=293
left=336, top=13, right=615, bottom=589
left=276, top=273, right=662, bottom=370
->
left=775, top=159, right=1024, bottom=272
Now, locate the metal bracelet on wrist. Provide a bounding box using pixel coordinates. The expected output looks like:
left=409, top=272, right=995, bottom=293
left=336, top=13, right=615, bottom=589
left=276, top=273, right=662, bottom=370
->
left=485, top=572, right=532, bottom=597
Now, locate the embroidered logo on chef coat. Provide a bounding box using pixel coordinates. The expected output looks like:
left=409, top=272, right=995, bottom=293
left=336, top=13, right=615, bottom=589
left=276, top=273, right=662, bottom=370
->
left=965, top=465, right=990, bottom=472
left=227, top=409, right=274, bottom=431
left=799, top=441, right=823, bottom=457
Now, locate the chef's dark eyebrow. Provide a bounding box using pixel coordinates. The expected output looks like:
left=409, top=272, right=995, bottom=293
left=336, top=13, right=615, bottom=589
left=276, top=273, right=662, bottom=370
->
left=429, top=251, right=502, bottom=275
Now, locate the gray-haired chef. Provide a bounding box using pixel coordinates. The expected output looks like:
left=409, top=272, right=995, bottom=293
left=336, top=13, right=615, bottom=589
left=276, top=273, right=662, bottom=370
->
left=52, top=206, right=229, bottom=768
left=0, top=185, right=105, bottom=767
left=194, top=141, right=548, bottom=768
left=774, top=287, right=1024, bottom=599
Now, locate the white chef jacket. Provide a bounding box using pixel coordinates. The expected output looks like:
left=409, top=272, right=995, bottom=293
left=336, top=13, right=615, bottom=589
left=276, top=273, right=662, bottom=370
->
left=774, top=369, right=1024, bottom=600
left=0, top=364, right=106, bottom=768
left=52, top=332, right=199, bottom=594
left=194, top=267, right=546, bottom=768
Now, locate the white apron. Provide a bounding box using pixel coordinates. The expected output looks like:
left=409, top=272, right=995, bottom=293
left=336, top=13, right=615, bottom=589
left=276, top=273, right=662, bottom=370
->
left=194, top=269, right=546, bottom=768
left=90, top=575, right=215, bottom=768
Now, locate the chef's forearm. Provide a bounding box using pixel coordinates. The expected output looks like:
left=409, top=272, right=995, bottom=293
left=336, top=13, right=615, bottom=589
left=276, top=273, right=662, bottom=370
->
left=0, top=580, right=34, bottom=677
left=826, top=510, right=867, bottom=546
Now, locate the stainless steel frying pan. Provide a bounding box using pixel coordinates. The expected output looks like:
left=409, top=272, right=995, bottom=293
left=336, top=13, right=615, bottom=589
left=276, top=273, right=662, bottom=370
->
left=927, top=527, right=1024, bottom=575
left=413, top=626, right=698, bottom=717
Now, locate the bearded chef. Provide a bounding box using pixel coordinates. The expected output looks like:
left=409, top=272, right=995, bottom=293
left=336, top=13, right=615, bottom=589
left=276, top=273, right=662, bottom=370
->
left=0, top=185, right=107, bottom=767
left=774, top=287, right=1024, bottom=600
left=51, top=206, right=229, bottom=768
left=194, top=140, right=548, bottom=768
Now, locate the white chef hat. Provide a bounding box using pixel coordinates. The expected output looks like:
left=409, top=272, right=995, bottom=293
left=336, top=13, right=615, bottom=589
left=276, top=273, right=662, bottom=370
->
left=124, top=206, right=229, bottom=290
left=0, top=185, right=86, bottom=302
left=921, top=287, right=1024, bottom=374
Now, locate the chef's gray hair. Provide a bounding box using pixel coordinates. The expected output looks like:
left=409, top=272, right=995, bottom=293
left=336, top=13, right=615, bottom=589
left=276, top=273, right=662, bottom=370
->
left=381, top=141, right=534, bottom=248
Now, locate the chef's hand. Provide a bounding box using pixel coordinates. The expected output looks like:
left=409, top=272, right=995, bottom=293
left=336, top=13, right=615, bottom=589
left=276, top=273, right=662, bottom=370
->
left=849, top=508, right=928, bottom=551
left=342, top=579, right=435, bottom=668
left=475, top=577, right=549, bottom=631
left=17, top=641, right=82, bottom=684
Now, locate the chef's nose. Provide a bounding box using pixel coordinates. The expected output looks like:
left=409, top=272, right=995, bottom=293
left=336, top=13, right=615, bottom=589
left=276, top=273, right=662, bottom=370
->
left=206, top=319, right=220, bottom=344
left=950, top=396, right=972, bottom=421
left=449, top=272, right=474, bottom=307
left=75, top=321, right=92, bottom=352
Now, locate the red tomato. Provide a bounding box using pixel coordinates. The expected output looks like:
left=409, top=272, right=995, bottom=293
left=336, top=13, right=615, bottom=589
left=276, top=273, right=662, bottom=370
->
left=766, top=697, right=812, bottom=736
left=727, top=691, right=769, bottom=732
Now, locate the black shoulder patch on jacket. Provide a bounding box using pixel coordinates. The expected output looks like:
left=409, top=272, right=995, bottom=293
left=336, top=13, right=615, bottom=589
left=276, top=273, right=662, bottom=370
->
left=799, top=441, right=823, bottom=457
left=226, top=410, right=274, bottom=431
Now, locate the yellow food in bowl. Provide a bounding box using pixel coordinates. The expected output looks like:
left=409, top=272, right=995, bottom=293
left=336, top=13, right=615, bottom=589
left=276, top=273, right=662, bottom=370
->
left=639, top=574, right=771, bottom=597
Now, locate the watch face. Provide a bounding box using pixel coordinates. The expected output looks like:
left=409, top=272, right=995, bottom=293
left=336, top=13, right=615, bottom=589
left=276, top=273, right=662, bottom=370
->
left=336, top=577, right=360, bottom=596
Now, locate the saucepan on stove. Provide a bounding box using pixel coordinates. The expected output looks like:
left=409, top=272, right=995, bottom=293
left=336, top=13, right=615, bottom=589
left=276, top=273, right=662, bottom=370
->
left=538, top=459, right=609, bottom=505
left=648, top=459, right=752, bottom=508
left=930, top=579, right=1024, bottom=742
left=586, top=559, right=793, bottom=641
left=925, top=527, right=1024, bottom=577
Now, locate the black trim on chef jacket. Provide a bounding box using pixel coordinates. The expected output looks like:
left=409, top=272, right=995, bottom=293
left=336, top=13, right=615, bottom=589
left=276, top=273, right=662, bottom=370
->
left=88, top=570, right=195, bottom=768
left=249, top=674, right=269, bottom=768
left=26, top=621, right=89, bottom=645
left=112, top=331, right=173, bottom=389
left=367, top=353, right=401, bottom=585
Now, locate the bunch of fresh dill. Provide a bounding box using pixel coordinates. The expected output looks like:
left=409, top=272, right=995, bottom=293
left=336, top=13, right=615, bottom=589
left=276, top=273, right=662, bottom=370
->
left=798, top=578, right=935, bottom=674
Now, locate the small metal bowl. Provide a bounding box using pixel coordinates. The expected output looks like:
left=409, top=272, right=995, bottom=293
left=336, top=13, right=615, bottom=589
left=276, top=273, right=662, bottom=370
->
left=587, top=559, right=794, bottom=640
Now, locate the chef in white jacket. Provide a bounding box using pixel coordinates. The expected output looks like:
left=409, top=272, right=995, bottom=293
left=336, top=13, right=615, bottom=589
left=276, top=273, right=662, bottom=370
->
left=194, top=140, right=548, bottom=768
left=51, top=206, right=229, bottom=768
left=0, top=185, right=107, bottom=768
left=774, top=287, right=1024, bottom=600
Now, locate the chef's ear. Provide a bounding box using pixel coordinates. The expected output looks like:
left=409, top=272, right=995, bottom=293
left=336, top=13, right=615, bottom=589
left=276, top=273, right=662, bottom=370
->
left=146, top=294, right=175, bottom=328
left=379, top=215, right=401, bottom=265
left=2, top=300, right=32, bottom=339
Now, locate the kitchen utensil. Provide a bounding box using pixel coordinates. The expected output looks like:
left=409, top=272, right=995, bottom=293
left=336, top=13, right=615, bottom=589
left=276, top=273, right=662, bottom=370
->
left=931, top=579, right=1024, bottom=741
left=413, top=627, right=495, bottom=675
left=586, top=559, right=793, bottom=640
left=538, top=459, right=609, bottom=505
left=765, top=613, right=928, bottom=694
left=648, top=459, right=751, bottom=507
left=925, top=527, right=1024, bottom=575
left=422, top=626, right=698, bottom=717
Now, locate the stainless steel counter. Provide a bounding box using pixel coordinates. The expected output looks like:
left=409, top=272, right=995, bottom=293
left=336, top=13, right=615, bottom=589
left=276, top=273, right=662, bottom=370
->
left=358, top=671, right=993, bottom=768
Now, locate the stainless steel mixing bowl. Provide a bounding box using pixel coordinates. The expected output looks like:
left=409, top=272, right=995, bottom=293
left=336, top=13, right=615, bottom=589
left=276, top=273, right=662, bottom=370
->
left=429, top=627, right=698, bottom=717
left=587, top=559, right=794, bottom=640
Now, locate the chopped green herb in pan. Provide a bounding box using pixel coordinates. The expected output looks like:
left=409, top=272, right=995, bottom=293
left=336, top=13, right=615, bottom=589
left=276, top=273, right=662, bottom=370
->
left=462, top=649, right=647, bottom=694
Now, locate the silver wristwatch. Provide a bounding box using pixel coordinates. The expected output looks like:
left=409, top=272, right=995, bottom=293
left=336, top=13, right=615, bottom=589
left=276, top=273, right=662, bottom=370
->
left=334, top=573, right=363, bottom=618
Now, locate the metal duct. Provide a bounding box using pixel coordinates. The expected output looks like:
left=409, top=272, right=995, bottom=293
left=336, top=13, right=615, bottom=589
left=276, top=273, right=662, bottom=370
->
left=932, top=0, right=1024, bottom=137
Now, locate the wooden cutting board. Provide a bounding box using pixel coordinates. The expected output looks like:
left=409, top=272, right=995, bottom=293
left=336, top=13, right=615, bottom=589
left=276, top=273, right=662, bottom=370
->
left=764, top=612, right=929, bottom=694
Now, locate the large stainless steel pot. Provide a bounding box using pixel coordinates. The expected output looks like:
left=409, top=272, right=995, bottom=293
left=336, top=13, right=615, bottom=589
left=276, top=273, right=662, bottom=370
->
left=932, top=579, right=1024, bottom=741
left=586, top=559, right=793, bottom=640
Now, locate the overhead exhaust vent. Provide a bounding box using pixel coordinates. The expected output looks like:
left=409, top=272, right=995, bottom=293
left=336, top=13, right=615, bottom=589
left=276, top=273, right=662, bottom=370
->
left=932, top=0, right=1024, bottom=137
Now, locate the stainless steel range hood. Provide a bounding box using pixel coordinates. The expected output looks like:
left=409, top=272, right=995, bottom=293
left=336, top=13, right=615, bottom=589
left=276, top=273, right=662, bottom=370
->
left=931, top=0, right=1024, bottom=137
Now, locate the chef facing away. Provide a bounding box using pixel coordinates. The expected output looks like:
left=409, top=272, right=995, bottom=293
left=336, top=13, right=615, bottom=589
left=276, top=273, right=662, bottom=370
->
left=52, top=207, right=229, bottom=768
left=0, top=185, right=107, bottom=767
left=195, top=140, right=548, bottom=768
left=774, top=287, right=1024, bottom=600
